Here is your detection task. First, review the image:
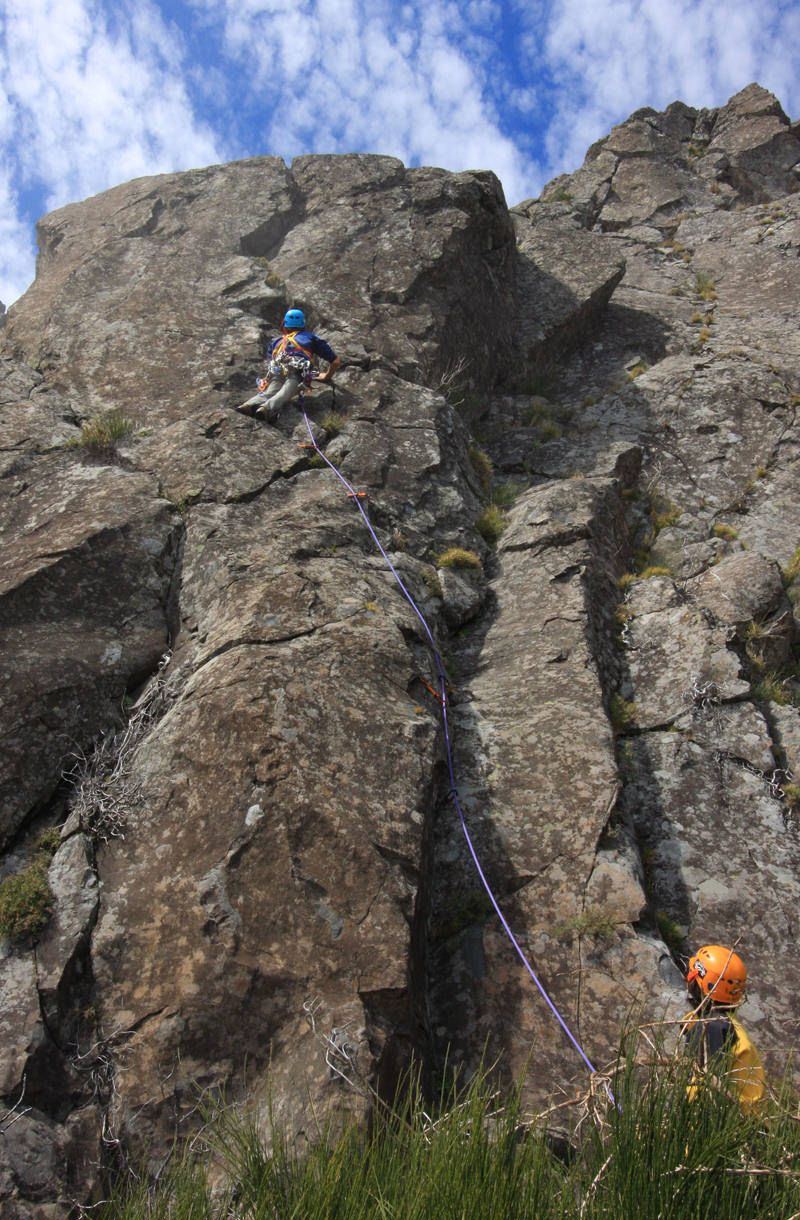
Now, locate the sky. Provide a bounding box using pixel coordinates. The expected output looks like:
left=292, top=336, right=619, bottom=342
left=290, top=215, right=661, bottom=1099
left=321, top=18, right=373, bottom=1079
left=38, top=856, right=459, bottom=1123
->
left=0, top=0, right=798, bottom=306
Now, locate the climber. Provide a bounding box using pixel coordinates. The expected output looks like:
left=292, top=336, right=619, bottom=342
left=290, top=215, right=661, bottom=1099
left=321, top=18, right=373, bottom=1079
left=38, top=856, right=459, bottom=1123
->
left=680, top=944, right=765, bottom=1112
left=236, top=308, right=340, bottom=421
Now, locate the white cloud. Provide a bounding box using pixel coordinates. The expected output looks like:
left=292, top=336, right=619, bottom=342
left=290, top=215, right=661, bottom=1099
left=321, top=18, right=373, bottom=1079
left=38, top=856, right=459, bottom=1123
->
left=531, top=0, right=800, bottom=179
left=0, top=0, right=226, bottom=303
left=0, top=167, right=37, bottom=308
left=189, top=0, right=535, bottom=200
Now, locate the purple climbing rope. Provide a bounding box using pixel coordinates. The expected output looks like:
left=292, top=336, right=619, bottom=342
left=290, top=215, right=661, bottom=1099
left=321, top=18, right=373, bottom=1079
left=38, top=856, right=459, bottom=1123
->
left=303, top=413, right=608, bottom=1092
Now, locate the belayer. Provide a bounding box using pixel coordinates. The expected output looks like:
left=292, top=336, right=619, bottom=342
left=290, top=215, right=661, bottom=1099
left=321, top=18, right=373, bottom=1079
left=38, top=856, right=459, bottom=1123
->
left=681, top=944, right=766, bottom=1112
left=236, top=308, right=340, bottom=421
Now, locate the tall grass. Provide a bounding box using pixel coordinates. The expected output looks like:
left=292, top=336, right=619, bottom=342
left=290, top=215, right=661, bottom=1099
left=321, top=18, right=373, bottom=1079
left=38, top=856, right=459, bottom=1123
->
left=96, top=1045, right=800, bottom=1220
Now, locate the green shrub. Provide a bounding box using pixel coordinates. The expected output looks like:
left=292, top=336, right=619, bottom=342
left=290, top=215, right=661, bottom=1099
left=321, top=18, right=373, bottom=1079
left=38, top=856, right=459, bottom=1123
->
left=475, top=504, right=507, bottom=544
left=0, top=851, right=54, bottom=942
left=712, top=523, right=739, bottom=541
left=436, top=547, right=482, bottom=571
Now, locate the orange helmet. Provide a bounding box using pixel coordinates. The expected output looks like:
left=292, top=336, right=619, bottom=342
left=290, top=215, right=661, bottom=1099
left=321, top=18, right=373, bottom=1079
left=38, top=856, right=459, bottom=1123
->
left=687, top=945, right=747, bottom=1006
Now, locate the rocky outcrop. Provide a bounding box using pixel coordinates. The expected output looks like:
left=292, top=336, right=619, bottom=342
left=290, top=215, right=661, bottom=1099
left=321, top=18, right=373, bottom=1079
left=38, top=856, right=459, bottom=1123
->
left=0, top=83, right=798, bottom=1213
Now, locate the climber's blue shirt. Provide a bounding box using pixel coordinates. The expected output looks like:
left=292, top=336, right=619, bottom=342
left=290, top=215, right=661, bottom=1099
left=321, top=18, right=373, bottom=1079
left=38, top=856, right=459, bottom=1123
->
left=267, top=330, right=337, bottom=364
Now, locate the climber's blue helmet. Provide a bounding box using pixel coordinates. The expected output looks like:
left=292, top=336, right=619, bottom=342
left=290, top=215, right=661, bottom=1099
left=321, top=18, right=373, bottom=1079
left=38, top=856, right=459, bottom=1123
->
left=283, top=308, right=306, bottom=329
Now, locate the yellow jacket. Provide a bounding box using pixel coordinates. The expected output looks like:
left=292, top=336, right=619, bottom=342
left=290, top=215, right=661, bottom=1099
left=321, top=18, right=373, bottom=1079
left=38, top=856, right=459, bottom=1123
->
left=683, top=1012, right=765, bottom=1112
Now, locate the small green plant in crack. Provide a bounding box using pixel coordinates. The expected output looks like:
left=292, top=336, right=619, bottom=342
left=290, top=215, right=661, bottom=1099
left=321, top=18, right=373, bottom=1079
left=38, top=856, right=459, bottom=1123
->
left=712, top=522, right=739, bottom=541
left=555, top=905, right=618, bottom=945
left=656, top=910, right=685, bottom=955
left=539, top=419, right=562, bottom=442
left=627, top=361, right=649, bottom=381
left=614, top=603, right=634, bottom=630
left=252, top=257, right=287, bottom=294
left=422, top=568, right=444, bottom=599
left=432, top=891, right=495, bottom=942
left=321, top=411, right=346, bottom=437
left=694, top=271, right=717, bottom=302
left=475, top=504, right=507, bottom=545
left=751, top=669, right=799, bottom=708
left=0, top=831, right=60, bottom=943
left=543, top=185, right=573, bottom=203
left=436, top=547, right=482, bottom=571
left=783, top=783, right=800, bottom=812
left=492, top=481, right=523, bottom=509
left=782, top=546, right=800, bottom=587
left=650, top=495, right=681, bottom=534
left=610, top=694, right=638, bottom=732
left=68, top=409, right=135, bottom=455
left=468, top=444, right=493, bottom=494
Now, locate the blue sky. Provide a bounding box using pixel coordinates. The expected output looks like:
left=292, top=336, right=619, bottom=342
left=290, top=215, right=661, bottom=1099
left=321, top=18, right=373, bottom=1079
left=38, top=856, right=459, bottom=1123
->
left=0, top=0, right=798, bottom=306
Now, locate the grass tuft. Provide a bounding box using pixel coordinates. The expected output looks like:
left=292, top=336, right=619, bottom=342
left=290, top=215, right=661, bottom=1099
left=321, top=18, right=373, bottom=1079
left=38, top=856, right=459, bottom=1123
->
left=71, top=409, right=135, bottom=454
left=639, top=565, right=673, bottom=580
left=751, top=670, right=799, bottom=708
left=656, top=910, right=685, bottom=955
left=436, top=547, right=482, bottom=571
left=783, top=783, right=800, bottom=811
left=695, top=271, right=718, bottom=302
left=712, top=523, right=739, bottom=541
left=321, top=411, right=346, bottom=437
left=475, top=504, right=508, bottom=544
left=468, top=444, right=493, bottom=493
left=782, top=545, right=800, bottom=586
left=555, top=905, right=618, bottom=944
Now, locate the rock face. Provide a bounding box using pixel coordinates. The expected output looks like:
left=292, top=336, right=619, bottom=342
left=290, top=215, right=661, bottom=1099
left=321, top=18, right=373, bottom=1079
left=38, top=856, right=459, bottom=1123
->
left=0, top=83, right=798, bottom=1213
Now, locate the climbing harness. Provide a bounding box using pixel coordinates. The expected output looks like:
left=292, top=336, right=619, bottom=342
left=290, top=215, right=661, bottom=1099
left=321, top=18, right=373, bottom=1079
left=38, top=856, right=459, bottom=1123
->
left=269, top=330, right=316, bottom=383
left=302, top=413, right=613, bottom=1103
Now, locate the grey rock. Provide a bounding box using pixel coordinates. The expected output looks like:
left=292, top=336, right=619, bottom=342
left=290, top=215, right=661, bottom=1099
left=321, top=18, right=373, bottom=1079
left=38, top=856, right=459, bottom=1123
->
left=0, top=82, right=799, bottom=1210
